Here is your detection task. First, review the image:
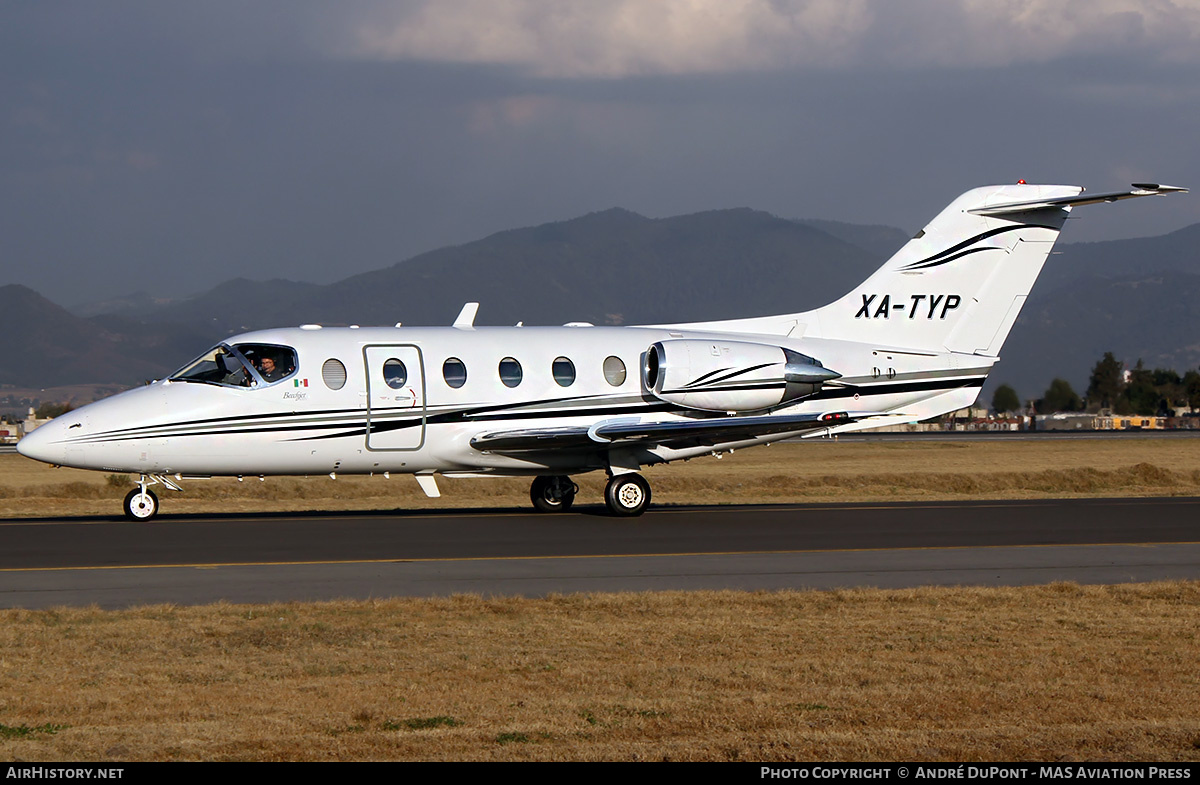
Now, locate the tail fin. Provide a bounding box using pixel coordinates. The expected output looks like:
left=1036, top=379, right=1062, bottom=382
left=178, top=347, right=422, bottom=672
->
left=804, top=182, right=1186, bottom=355
left=805, top=184, right=1076, bottom=355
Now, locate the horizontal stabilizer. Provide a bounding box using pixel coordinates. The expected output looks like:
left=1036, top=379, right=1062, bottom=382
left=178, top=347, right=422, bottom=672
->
left=968, top=184, right=1187, bottom=216
left=470, top=410, right=884, bottom=453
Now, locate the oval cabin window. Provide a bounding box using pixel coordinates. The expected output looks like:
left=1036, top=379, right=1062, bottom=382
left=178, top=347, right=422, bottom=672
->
left=499, top=357, right=523, bottom=388
left=443, top=358, right=467, bottom=389
left=322, top=359, right=347, bottom=390
left=383, top=359, right=407, bottom=389
left=552, top=357, right=576, bottom=387
left=603, top=355, right=626, bottom=386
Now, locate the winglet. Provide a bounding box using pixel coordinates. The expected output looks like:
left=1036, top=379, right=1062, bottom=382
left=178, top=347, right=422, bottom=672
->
left=453, top=302, right=479, bottom=329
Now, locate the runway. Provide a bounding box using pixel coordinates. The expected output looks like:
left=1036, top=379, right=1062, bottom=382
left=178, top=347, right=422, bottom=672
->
left=2, top=497, right=1198, bottom=609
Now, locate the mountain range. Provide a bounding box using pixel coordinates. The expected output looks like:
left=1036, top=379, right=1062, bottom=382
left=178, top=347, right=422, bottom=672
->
left=3, top=209, right=1198, bottom=409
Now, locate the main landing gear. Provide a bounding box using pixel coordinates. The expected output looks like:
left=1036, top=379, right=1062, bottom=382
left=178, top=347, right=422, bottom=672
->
left=604, top=473, right=651, bottom=517
left=528, top=473, right=651, bottom=517
left=530, top=475, right=578, bottom=513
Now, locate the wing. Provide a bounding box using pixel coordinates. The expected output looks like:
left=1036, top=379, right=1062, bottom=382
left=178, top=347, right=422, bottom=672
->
left=469, top=410, right=883, bottom=453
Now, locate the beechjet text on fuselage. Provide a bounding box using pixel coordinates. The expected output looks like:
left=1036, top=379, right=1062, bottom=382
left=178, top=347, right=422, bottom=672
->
left=17, top=182, right=1187, bottom=519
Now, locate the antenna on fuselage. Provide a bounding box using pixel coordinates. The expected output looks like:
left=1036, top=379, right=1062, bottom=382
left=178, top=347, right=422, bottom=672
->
left=453, top=302, right=479, bottom=329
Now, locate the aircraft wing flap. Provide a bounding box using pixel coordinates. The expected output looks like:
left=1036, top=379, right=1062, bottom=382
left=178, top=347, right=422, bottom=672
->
left=470, top=410, right=883, bottom=453
left=468, top=426, right=599, bottom=453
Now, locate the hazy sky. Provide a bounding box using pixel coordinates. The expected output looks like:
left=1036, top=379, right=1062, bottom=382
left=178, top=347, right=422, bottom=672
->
left=3, top=1, right=1199, bottom=307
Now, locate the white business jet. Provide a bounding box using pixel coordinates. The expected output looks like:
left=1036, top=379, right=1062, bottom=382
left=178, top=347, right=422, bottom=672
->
left=18, top=182, right=1186, bottom=520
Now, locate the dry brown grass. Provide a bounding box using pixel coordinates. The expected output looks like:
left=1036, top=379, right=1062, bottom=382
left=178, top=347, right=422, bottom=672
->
left=3, top=436, right=1200, bottom=518
left=3, top=440, right=1200, bottom=761
left=0, top=583, right=1198, bottom=761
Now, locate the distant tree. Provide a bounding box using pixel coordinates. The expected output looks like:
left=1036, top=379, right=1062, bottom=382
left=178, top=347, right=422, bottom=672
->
left=992, top=384, right=1020, bottom=414
left=1152, top=367, right=1187, bottom=411
left=1152, top=368, right=1181, bottom=387
left=1041, top=378, right=1082, bottom=413
left=1123, top=360, right=1160, bottom=416
left=1087, top=352, right=1124, bottom=409
left=1184, top=370, right=1200, bottom=412
left=34, top=401, right=74, bottom=419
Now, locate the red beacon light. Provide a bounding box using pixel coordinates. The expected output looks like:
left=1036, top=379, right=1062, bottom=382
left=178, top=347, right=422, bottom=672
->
left=1017, top=179, right=1027, bottom=184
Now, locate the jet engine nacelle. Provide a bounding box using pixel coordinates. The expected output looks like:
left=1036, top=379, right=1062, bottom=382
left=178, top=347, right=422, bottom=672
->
left=643, top=339, right=840, bottom=413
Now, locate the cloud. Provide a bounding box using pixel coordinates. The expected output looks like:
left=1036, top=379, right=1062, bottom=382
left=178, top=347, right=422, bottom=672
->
left=882, top=0, right=1200, bottom=69
left=464, top=94, right=558, bottom=133
left=345, top=0, right=1200, bottom=78
left=349, top=0, right=870, bottom=77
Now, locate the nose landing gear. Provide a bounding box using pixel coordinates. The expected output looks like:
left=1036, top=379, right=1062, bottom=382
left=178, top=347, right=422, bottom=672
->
left=123, top=486, right=159, bottom=521
left=121, top=474, right=182, bottom=521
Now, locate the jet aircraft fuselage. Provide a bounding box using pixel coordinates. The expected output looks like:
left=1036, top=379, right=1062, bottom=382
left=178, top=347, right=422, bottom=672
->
left=19, top=323, right=975, bottom=477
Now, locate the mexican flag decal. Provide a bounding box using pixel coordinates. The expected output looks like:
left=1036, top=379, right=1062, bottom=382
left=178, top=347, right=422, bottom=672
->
left=294, top=378, right=308, bottom=387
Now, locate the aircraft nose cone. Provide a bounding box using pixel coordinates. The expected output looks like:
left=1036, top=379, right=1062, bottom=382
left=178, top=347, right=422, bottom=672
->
left=17, top=420, right=67, bottom=465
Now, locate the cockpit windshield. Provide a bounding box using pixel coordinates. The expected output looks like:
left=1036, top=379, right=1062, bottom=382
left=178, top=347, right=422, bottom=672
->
left=169, top=343, right=298, bottom=388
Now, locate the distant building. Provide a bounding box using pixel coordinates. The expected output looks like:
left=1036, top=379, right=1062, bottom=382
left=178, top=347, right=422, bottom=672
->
left=947, top=406, right=1027, bottom=431
left=21, top=407, right=51, bottom=438
left=1034, top=412, right=1172, bottom=430
left=1036, top=413, right=1108, bottom=431
left=1114, top=415, right=1165, bottom=430
left=950, top=406, right=991, bottom=421
left=870, top=421, right=945, bottom=433
left=871, top=407, right=1028, bottom=432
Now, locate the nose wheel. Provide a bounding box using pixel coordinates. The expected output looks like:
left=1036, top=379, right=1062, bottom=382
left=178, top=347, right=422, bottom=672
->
left=121, top=474, right=180, bottom=521
left=604, top=473, right=651, bottom=517
left=123, top=487, right=160, bottom=521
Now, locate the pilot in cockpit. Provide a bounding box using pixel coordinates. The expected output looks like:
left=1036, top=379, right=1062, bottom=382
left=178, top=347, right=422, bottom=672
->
left=259, top=356, right=285, bottom=383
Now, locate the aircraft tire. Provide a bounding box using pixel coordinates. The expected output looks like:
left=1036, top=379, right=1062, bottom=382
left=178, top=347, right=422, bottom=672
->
left=530, top=475, right=576, bottom=513
left=604, top=473, right=651, bottom=517
left=123, top=488, right=159, bottom=521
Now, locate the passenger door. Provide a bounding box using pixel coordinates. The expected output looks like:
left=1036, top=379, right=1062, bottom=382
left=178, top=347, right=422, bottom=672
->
left=363, top=345, right=426, bottom=450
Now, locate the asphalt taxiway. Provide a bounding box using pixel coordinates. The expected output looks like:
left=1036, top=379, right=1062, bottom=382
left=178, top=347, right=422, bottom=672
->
left=1, top=497, right=1197, bottom=608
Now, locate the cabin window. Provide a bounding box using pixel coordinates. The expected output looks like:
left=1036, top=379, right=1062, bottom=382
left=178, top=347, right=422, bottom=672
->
left=603, top=355, right=626, bottom=386
left=499, top=357, right=523, bottom=388
left=322, top=359, right=347, bottom=390
left=552, top=357, right=575, bottom=387
left=443, top=358, right=467, bottom=389
left=383, top=359, right=408, bottom=389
